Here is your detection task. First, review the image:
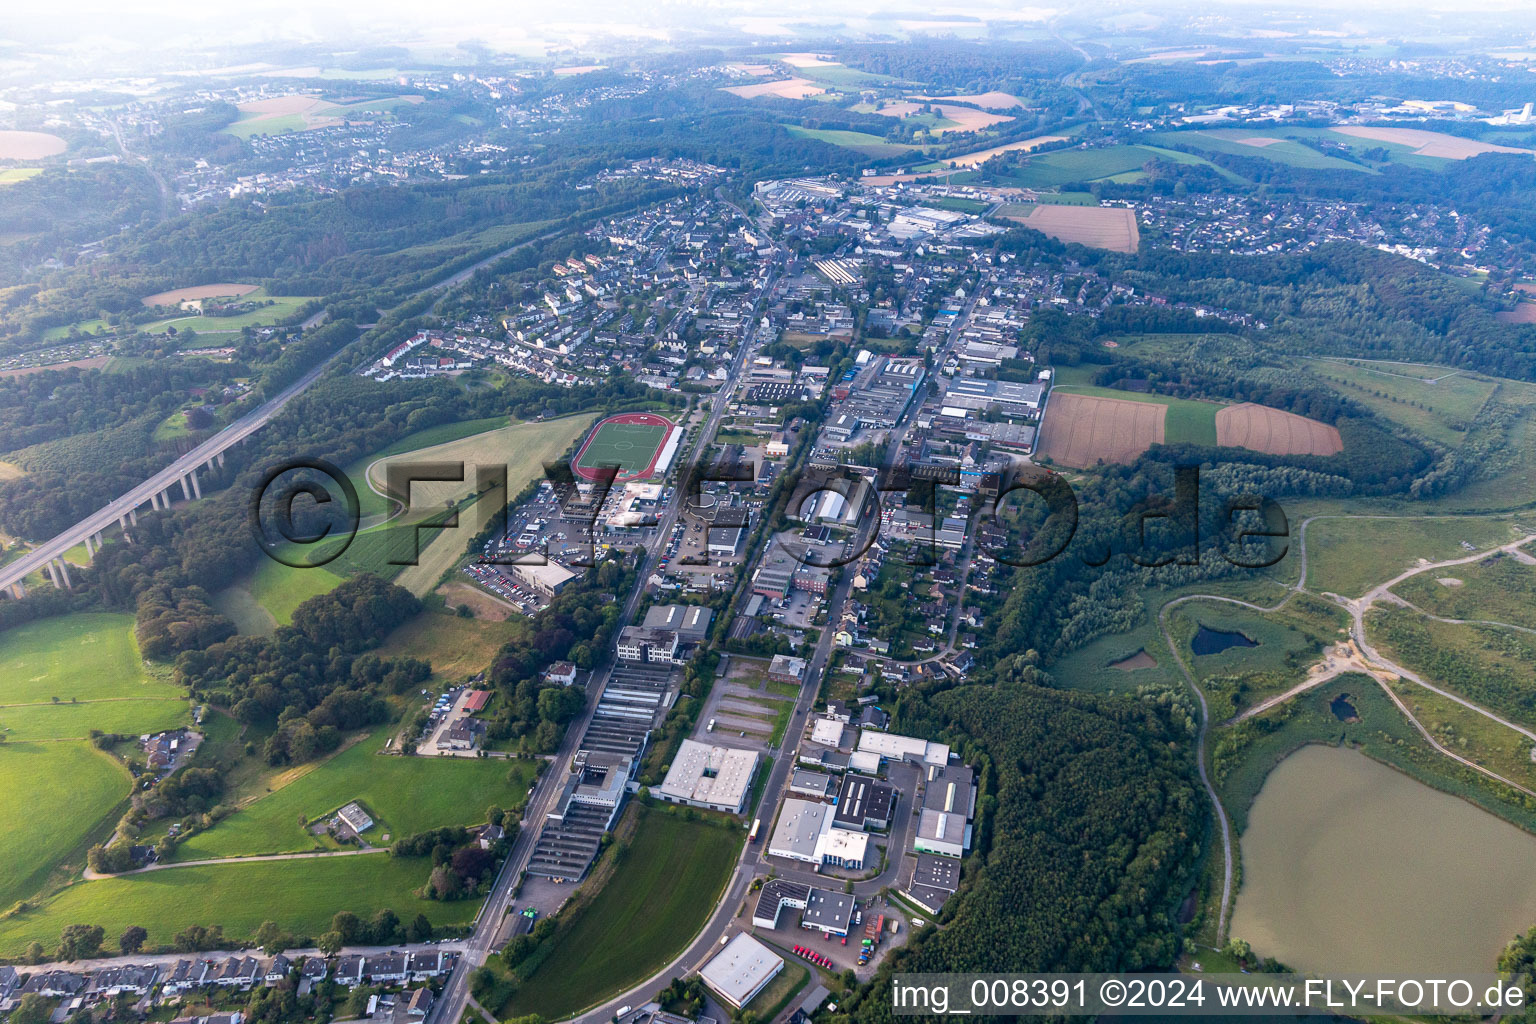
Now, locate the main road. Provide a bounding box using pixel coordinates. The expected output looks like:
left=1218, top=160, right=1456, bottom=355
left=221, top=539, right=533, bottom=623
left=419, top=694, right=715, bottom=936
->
left=0, top=354, right=339, bottom=594
left=429, top=245, right=780, bottom=1024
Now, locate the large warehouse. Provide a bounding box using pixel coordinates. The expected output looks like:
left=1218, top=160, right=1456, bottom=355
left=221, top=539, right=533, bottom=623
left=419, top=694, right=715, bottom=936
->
left=699, top=933, right=783, bottom=1009
left=653, top=740, right=759, bottom=814
left=766, top=798, right=869, bottom=869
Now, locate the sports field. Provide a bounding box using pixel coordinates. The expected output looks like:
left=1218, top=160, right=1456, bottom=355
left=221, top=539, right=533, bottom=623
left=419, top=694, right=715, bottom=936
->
left=0, top=853, right=476, bottom=957
left=171, top=731, right=536, bottom=860
left=573, top=412, right=674, bottom=482
left=501, top=808, right=739, bottom=1019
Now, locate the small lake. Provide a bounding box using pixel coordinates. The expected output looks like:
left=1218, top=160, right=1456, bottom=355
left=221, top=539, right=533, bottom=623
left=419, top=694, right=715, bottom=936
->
left=1191, top=625, right=1258, bottom=656
left=1231, top=744, right=1536, bottom=974
left=1330, top=693, right=1359, bottom=721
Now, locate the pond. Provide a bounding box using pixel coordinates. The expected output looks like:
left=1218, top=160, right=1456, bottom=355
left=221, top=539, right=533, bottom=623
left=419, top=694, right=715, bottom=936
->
left=1230, top=744, right=1536, bottom=974
left=1191, top=625, right=1258, bottom=656
left=1330, top=693, right=1359, bottom=721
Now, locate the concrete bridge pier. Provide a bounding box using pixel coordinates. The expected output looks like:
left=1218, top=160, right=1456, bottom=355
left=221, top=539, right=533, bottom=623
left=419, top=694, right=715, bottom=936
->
left=180, top=476, right=192, bottom=502
left=129, top=508, right=138, bottom=526
left=9, top=581, right=24, bottom=599
left=55, top=558, right=71, bottom=588
left=46, top=562, right=59, bottom=588
left=188, top=470, right=202, bottom=500
left=84, top=535, right=96, bottom=558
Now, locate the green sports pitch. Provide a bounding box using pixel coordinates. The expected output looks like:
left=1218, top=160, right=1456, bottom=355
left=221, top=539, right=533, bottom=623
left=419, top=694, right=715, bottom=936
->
left=572, top=413, right=673, bottom=481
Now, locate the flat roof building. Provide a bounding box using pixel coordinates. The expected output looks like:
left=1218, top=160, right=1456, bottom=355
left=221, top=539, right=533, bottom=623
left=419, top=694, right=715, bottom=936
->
left=655, top=740, right=759, bottom=814
left=767, top=798, right=870, bottom=869
left=767, top=798, right=830, bottom=863
left=858, top=730, right=950, bottom=767
left=513, top=561, right=579, bottom=597
left=802, top=889, right=856, bottom=936
left=642, top=604, right=715, bottom=641
left=699, top=933, right=783, bottom=1009
left=789, top=769, right=834, bottom=799
left=833, top=773, right=896, bottom=831
left=902, top=852, right=962, bottom=915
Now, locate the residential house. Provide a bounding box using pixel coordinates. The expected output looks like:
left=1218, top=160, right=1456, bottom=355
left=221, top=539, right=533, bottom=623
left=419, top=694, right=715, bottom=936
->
left=364, top=953, right=409, bottom=984
left=333, top=955, right=365, bottom=988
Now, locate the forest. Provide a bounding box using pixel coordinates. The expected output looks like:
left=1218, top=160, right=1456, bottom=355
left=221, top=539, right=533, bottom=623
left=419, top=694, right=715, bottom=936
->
left=842, top=670, right=1204, bottom=1024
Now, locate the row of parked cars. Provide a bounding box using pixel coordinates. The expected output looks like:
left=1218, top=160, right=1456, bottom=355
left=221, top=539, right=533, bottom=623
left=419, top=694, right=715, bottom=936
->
left=791, top=945, right=832, bottom=969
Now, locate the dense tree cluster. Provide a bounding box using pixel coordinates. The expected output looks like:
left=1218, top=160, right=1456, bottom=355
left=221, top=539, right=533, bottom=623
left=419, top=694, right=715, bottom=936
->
left=844, top=676, right=1203, bottom=1024
left=174, top=574, right=427, bottom=765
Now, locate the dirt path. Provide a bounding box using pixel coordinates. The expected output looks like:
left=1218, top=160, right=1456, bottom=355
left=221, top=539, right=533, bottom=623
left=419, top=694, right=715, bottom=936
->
left=85, top=846, right=387, bottom=880
left=1158, top=517, right=1536, bottom=941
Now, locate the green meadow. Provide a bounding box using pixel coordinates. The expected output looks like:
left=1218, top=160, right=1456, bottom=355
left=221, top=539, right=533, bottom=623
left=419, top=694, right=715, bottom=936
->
left=171, top=733, right=536, bottom=860
left=0, top=854, right=475, bottom=957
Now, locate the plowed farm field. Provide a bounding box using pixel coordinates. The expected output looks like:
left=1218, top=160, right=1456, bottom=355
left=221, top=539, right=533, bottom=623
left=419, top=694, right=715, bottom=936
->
left=1038, top=392, right=1166, bottom=467
left=1215, top=403, right=1343, bottom=456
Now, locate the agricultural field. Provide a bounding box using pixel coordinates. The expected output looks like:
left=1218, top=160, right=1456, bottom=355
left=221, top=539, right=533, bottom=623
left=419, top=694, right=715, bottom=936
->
left=1302, top=515, right=1523, bottom=598
left=1037, top=392, right=1165, bottom=467
left=977, top=144, right=1230, bottom=187
left=944, top=134, right=1068, bottom=169
left=784, top=126, right=916, bottom=159
left=1001, top=203, right=1139, bottom=252
left=913, top=91, right=1026, bottom=109
left=212, top=559, right=343, bottom=636
left=1331, top=125, right=1534, bottom=160
left=721, top=78, right=824, bottom=100
left=171, top=731, right=536, bottom=861
left=142, top=283, right=259, bottom=307
left=500, top=807, right=740, bottom=1020
left=1304, top=358, right=1499, bottom=447
left=0, top=168, right=42, bottom=186
left=0, top=614, right=189, bottom=911
left=223, top=94, right=424, bottom=139
left=0, top=853, right=474, bottom=958
left=0, top=613, right=171, bottom=705
left=0, top=130, right=66, bottom=159
left=860, top=101, right=1012, bottom=134
left=1146, top=129, right=1374, bottom=173
left=1391, top=553, right=1536, bottom=630
left=1215, top=403, right=1342, bottom=456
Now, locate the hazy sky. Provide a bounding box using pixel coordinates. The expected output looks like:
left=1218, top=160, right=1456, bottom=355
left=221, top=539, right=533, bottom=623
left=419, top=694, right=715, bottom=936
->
left=5, top=0, right=1536, bottom=56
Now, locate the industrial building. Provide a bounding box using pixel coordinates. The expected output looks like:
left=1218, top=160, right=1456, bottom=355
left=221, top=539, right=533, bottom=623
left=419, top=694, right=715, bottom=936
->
left=902, top=852, right=961, bottom=915
left=750, top=879, right=854, bottom=936
left=766, top=798, right=869, bottom=869
left=833, top=773, right=896, bottom=831
left=615, top=625, right=682, bottom=665
left=857, top=730, right=951, bottom=767
left=699, top=934, right=783, bottom=1010
left=642, top=604, right=714, bottom=641
left=654, top=740, right=759, bottom=814
left=512, top=561, right=579, bottom=597
left=913, top=763, right=976, bottom=859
